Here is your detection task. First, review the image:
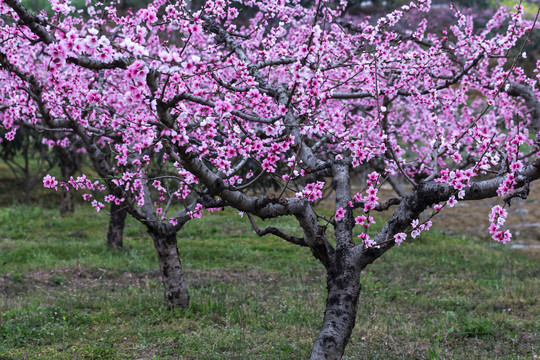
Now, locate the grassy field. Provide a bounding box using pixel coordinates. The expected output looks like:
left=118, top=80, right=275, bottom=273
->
left=0, top=205, right=539, bottom=359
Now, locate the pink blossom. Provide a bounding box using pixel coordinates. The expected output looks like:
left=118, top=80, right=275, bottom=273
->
left=189, top=204, right=204, bottom=219
left=43, top=175, right=58, bottom=191
left=447, top=196, right=457, bottom=207
left=355, top=215, right=367, bottom=225
left=355, top=215, right=375, bottom=228
left=91, top=200, right=105, bottom=212
left=4, top=129, right=16, bottom=141
left=510, top=161, right=523, bottom=172
left=394, top=233, right=406, bottom=246
left=335, top=208, right=346, bottom=221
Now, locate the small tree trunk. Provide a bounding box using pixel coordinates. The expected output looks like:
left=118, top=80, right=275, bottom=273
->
left=59, top=184, right=74, bottom=214
left=107, top=202, right=127, bottom=249
left=23, top=143, right=32, bottom=205
left=59, top=151, right=76, bottom=215
left=23, top=177, right=32, bottom=205
left=149, top=230, right=190, bottom=309
left=311, top=259, right=361, bottom=360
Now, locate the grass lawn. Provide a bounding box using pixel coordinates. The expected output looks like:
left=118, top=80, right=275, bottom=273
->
left=0, top=205, right=539, bottom=359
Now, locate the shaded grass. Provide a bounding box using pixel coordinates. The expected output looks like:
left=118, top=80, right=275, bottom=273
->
left=0, top=205, right=539, bottom=359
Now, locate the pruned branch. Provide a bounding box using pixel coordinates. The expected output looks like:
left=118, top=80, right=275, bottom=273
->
left=67, top=56, right=128, bottom=70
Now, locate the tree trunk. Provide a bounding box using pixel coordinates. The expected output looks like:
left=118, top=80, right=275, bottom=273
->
left=107, top=202, right=127, bottom=249
left=149, top=230, right=190, bottom=309
left=23, top=143, right=32, bottom=205
left=59, top=183, right=74, bottom=214
left=59, top=151, right=76, bottom=215
left=310, top=258, right=361, bottom=360
left=23, top=176, right=32, bottom=205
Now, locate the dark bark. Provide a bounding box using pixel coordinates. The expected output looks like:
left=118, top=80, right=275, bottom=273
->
left=149, top=229, right=190, bottom=309
left=58, top=149, right=78, bottom=215
left=59, top=171, right=74, bottom=215
left=23, top=175, right=31, bottom=205
left=506, top=83, right=540, bottom=132
left=107, top=202, right=127, bottom=249
left=311, top=251, right=361, bottom=360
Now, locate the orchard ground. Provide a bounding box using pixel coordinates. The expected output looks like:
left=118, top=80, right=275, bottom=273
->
left=0, top=201, right=539, bottom=359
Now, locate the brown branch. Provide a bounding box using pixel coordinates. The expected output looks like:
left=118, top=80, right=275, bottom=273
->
left=210, top=72, right=250, bottom=92
left=5, top=0, right=55, bottom=44
left=247, top=213, right=307, bottom=247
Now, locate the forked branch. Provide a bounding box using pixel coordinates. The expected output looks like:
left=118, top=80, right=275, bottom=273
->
left=247, top=213, right=307, bottom=247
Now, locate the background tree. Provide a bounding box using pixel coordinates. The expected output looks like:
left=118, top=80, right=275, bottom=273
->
left=0, top=127, right=55, bottom=204
left=1, top=0, right=539, bottom=358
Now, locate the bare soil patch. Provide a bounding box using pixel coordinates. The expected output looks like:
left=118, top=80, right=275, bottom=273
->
left=0, top=267, right=290, bottom=297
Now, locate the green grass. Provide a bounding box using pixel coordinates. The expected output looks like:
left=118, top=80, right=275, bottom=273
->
left=0, top=205, right=539, bottom=359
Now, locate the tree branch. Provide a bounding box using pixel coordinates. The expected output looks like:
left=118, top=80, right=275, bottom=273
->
left=505, top=82, right=540, bottom=132
left=4, top=0, right=128, bottom=70
left=165, top=92, right=282, bottom=124
left=352, top=197, right=402, bottom=211
left=247, top=213, right=307, bottom=247
left=353, top=160, right=540, bottom=267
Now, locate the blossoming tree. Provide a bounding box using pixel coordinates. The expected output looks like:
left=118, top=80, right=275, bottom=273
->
left=1, top=0, right=539, bottom=357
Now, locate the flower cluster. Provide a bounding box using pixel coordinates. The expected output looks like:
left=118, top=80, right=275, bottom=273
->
left=394, top=233, right=407, bottom=246
left=410, top=219, right=432, bottom=239
left=297, top=181, right=325, bottom=202
left=359, top=233, right=375, bottom=248
left=488, top=205, right=512, bottom=243
left=43, top=175, right=58, bottom=191
left=335, top=207, right=346, bottom=221
left=355, top=215, right=375, bottom=229
left=188, top=203, right=204, bottom=219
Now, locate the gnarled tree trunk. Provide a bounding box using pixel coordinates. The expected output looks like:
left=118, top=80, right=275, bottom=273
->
left=311, top=252, right=361, bottom=360
left=149, top=228, right=190, bottom=309
left=107, top=201, right=127, bottom=249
